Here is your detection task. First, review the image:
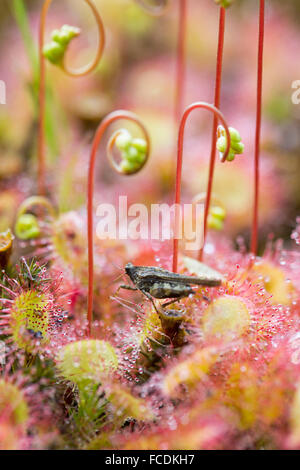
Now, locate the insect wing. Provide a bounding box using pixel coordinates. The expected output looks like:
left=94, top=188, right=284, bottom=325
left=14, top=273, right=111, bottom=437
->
left=183, top=257, right=224, bottom=286
left=135, top=264, right=223, bottom=287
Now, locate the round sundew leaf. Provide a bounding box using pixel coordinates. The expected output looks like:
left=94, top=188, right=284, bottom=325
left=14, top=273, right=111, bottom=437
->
left=51, top=212, right=86, bottom=273
left=56, top=339, right=119, bottom=386
left=0, top=380, right=29, bottom=426
left=225, top=363, right=259, bottom=429
left=202, top=295, right=251, bottom=343
left=137, top=310, right=162, bottom=348
left=10, top=290, right=50, bottom=351
left=251, top=261, right=295, bottom=306
left=163, top=346, right=219, bottom=397
left=107, top=385, right=154, bottom=422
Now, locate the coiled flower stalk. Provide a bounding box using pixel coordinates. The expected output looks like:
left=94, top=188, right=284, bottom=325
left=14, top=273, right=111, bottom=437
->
left=87, top=110, right=150, bottom=336
left=38, top=0, right=105, bottom=195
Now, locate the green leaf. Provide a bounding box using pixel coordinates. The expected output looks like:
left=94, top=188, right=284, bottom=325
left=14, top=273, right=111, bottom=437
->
left=11, top=0, right=38, bottom=80
left=11, top=0, right=60, bottom=159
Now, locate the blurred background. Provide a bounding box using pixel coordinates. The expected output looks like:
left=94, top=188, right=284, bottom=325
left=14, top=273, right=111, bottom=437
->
left=0, top=0, right=299, bottom=252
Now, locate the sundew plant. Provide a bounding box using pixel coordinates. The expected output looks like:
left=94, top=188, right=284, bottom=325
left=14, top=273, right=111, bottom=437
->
left=0, top=0, right=300, bottom=452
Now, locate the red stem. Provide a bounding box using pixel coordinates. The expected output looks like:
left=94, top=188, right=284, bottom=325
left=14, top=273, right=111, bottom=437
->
left=199, top=6, right=226, bottom=261
left=87, top=111, right=150, bottom=337
left=38, top=1, right=48, bottom=196
left=251, top=0, right=265, bottom=255
left=172, top=102, right=231, bottom=273
left=175, top=0, right=187, bottom=123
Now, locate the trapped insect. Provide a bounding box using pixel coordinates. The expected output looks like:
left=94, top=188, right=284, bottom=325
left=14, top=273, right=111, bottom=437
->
left=117, top=262, right=223, bottom=309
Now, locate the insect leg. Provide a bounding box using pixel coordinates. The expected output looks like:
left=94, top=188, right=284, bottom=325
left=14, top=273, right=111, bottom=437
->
left=116, top=284, right=139, bottom=294
left=140, top=289, right=160, bottom=314
left=115, top=284, right=159, bottom=313
left=161, top=292, right=193, bottom=308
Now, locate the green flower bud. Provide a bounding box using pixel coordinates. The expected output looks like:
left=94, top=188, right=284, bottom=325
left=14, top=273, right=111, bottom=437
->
left=15, top=214, right=41, bottom=240
left=227, top=151, right=236, bottom=162
left=114, top=131, right=147, bottom=173
left=58, top=25, right=81, bottom=46
left=208, top=214, right=224, bottom=231
left=58, top=31, right=73, bottom=46
left=43, top=41, right=65, bottom=65
left=115, top=130, right=132, bottom=151
left=210, top=206, right=226, bottom=221
left=134, top=151, right=147, bottom=164
left=131, top=138, right=148, bottom=153
left=126, top=146, right=140, bottom=163
left=217, top=125, right=245, bottom=162
left=51, top=29, right=62, bottom=43
left=208, top=206, right=226, bottom=231
left=62, top=24, right=80, bottom=34
left=120, top=150, right=129, bottom=161
left=229, top=127, right=241, bottom=142
left=44, top=25, right=80, bottom=65
left=214, top=0, right=235, bottom=8
left=231, top=140, right=245, bottom=155
left=217, top=136, right=227, bottom=153
left=120, top=160, right=139, bottom=174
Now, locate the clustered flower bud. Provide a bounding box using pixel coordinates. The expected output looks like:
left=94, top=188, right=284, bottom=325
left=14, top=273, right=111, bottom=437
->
left=217, top=125, right=245, bottom=162
left=214, top=0, right=235, bottom=8
left=43, top=25, right=81, bottom=66
left=15, top=214, right=41, bottom=240
left=208, top=205, right=226, bottom=231
left=115, top=129, right=148, bottom=174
